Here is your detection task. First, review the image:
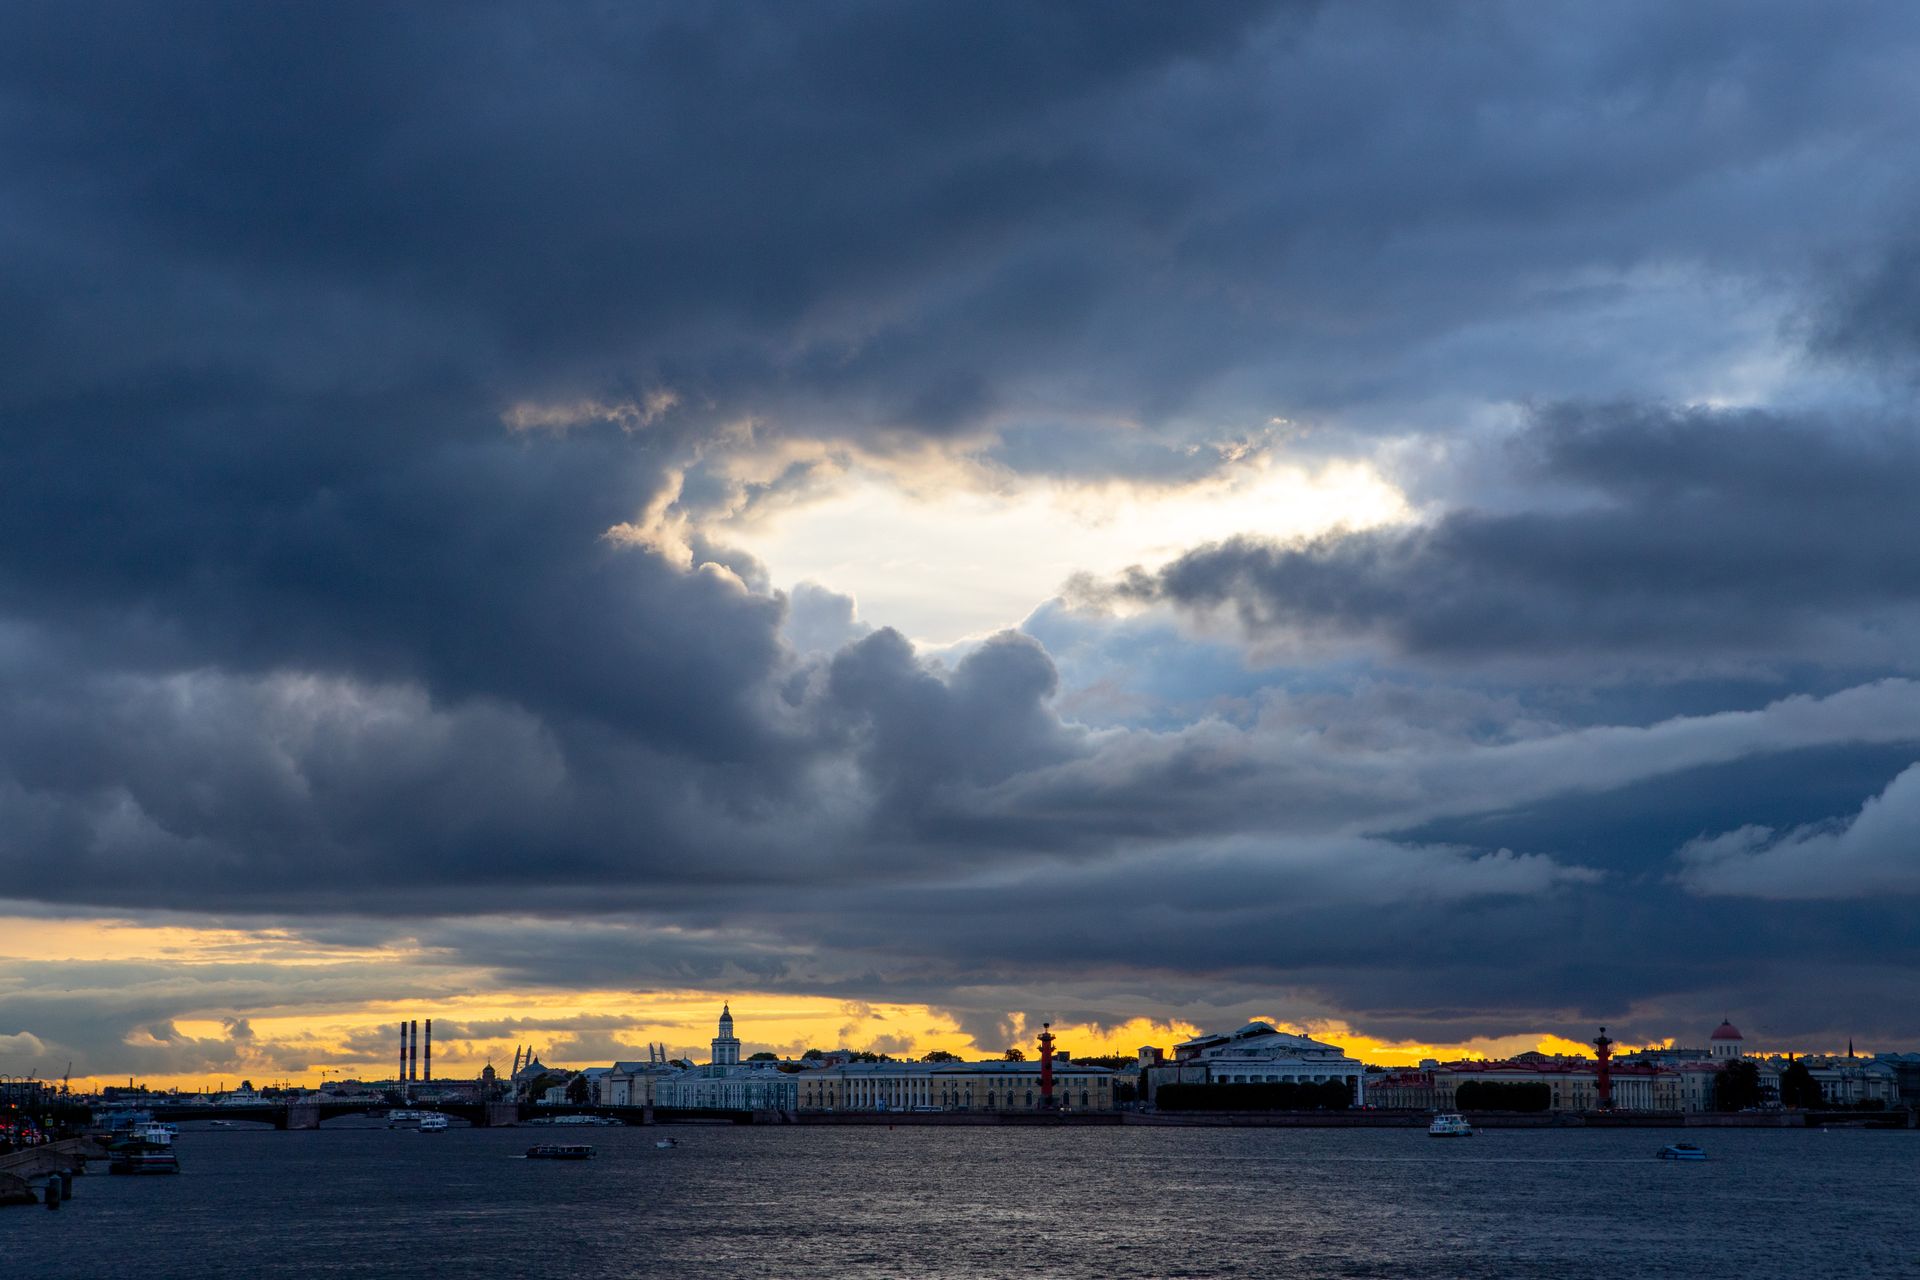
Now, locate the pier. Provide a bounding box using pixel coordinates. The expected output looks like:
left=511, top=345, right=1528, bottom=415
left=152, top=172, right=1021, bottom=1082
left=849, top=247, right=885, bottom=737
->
left=0, top=1138, right=106, bottom=1206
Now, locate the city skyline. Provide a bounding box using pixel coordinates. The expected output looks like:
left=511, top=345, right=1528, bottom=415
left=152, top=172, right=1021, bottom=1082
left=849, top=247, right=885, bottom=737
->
left=6, top=3, right=1920, bottom=1095
left=8, top=987, right=1895, bottom=1095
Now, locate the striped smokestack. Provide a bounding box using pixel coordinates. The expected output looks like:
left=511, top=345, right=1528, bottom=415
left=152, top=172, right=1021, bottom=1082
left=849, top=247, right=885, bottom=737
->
left=409, top=1019, right=418, bottom=1081
left=424, top=1019, right=431, bottom=1083
left=398, top=1023, right=407, bottom=1086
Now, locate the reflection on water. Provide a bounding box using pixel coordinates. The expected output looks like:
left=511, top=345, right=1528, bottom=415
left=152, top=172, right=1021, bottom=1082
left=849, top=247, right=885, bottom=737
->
left=4, top=1123, right=1918, bottom=1278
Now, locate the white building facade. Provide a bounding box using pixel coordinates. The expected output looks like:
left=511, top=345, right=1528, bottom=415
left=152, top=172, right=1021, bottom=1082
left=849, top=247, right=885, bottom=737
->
left=1149, top=1022, right=1368, bottom=1105
left=795, top=1059, right=1117, bottom=1112
left=652, top=1005, right=797, bottom=1113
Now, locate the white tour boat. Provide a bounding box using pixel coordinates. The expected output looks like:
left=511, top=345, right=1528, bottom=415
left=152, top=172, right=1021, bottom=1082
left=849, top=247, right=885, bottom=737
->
left=417, top=1112, right=449, bottom=1132
left=1656, top=1142, right=1706, bottom=1161
left=1429, top=1112, right=1475, bottom=1137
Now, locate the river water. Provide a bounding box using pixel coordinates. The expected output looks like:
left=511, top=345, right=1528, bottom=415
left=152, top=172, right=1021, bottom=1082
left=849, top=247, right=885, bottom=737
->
left=5, top=1121, right=1918, bottom=1278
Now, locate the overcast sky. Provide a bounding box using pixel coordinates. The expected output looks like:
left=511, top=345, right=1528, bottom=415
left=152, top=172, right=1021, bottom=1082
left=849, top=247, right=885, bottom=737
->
left=5, top=0, right=1920, bottom=1083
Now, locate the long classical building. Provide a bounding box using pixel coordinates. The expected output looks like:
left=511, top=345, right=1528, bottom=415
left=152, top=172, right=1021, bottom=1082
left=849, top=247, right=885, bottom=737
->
left=1143, top=1021, right=1368, bottom=1105
left=796, top=1058, right=1117, bottom=1113
left=1431, top=1055, right=1676, bottom=1111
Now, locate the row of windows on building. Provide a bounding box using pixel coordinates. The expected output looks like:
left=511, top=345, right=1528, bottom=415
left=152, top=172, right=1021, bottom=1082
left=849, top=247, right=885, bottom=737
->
left=1217, top=1073, right=1354, bottom=1084
left=799, top=1077, right=1112, bottom=1111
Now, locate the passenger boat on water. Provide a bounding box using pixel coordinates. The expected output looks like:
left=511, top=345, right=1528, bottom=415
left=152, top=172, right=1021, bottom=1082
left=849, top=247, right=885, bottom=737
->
left=525, top=1143, right=595, bottom=1160
left=417, top=1113, right=449, bottom=1132
left=1656, top=1142, right=1706, bottom=1161
left=1428, top=1112, right=1474, bottom=1137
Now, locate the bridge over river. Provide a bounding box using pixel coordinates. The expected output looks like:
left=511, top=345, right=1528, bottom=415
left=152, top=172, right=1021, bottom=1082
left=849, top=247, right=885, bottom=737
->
left=122, top=1101, right=764, bottom=1129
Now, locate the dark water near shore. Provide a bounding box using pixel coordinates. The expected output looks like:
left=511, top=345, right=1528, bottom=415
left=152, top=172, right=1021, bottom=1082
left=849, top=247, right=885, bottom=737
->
left=6, top=1122, right=1919, bottom=1278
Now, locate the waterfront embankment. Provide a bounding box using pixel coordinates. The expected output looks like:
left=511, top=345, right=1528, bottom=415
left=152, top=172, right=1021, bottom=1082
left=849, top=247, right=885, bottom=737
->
left=0, top=1137, right=108, bottom=1205
left=786, top=1107, right=1914, bottom=1129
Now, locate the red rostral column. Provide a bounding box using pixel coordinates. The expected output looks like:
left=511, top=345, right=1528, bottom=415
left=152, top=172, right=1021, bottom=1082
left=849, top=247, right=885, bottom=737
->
left=1594, top=1026, right=1615, bottom=1111
left=1038, top=1022, right=1056, bottom=1110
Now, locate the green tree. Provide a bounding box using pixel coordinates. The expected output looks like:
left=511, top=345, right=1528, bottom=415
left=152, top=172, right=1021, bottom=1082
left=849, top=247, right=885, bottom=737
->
left=747, top=1052, right=779, bottom=1062
left=522, top=1070, right=564, bottom=1100
left=1003, top=1048, right=1026, bottom=1062
left=1157, top=1081, right=1351, bottom=1112
left=801, top=1049, right=824, bottom=1061
left=1713, top=1060, right=1763, bottom=1112
left=1779, top=1060, right=1823, bottom=1109
left=564, top=1074, right=592, bottom=1105
left=1071, top=1055, right=1138, bottom=1070
left=1454, top=1081, right=1552, bottom=1113
left=923, top=1050, right=962, bottom=1063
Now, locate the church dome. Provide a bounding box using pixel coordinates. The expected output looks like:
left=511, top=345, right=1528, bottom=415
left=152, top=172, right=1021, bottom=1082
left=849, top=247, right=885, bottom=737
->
left=1710, top=1020, right=1744, bottom=1041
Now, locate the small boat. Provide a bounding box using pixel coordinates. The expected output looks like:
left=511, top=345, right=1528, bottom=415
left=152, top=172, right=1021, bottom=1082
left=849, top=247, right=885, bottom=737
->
left=1429, top=1112, right=1474, bottom=1137
left=387, top=1109, right=427, bottom=1129
left=418, top=1113, right=449, bottom=1132
left=525, top=1143, right=594, bottom=1160
left=655, top=1138, right=678, bottom=1149
left=1657, top=1143, right=1706, bottom=1161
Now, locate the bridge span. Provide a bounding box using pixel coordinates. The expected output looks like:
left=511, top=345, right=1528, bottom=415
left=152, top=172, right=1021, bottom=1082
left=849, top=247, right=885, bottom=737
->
left=119, top=1101, right=756, bottom=1130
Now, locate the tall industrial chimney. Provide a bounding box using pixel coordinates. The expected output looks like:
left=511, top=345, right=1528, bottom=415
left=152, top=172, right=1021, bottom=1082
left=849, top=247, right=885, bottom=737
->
left=398, top=1023, right=407, bottom=1087
left=424, top=1019, right=432, bottom=1084
left=409, top=1019, right=419, bottom=1082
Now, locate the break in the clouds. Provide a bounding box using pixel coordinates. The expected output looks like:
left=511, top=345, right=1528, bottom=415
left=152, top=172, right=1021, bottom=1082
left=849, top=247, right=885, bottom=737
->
left=3, top=0, right=1920, bottom=1078
left=1098, top=403, right=1920, bottom=670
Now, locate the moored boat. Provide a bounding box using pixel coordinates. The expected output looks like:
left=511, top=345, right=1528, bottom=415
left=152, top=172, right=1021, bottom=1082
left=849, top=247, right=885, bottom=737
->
left=1429, top=1112, right=1474, bottom=1137
left=108, top=1122, right=181, bottom=1173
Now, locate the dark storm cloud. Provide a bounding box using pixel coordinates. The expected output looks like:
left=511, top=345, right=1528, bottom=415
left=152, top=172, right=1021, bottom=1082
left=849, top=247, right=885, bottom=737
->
left=1815, top=237, right=1920, bottom=373
left=5, top=0, right=1920, bottom=1072
left=1103, top=403, right=1920, bottom=666
left=5, top=0, right=1913, bottom=455
left=0, top=0, right=1283, bottom=420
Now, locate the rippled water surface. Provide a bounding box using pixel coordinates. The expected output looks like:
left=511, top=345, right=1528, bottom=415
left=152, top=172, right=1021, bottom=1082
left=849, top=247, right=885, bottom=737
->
left=7, top=1123, right=1919, bottom=1278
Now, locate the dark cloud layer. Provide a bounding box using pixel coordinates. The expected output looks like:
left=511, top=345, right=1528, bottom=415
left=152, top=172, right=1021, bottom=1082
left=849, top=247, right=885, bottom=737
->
left=3, top=1, right=1920, bottom=1073
left=1104, top=403, right=1920, bottom=666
